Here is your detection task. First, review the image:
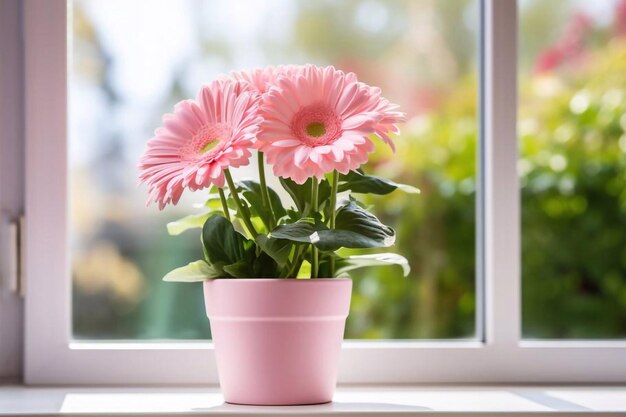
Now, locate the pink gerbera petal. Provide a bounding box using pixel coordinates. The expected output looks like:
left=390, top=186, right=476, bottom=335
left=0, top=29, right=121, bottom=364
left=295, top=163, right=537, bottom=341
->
left=138, top=79, right=260, bottom=209
left=257, top=64, right=405, bottom=184
left=224, top=65, right=300, bottom=96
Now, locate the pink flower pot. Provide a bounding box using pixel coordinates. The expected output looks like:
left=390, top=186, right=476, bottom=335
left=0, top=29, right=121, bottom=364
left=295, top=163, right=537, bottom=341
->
left=203, top=278, right=352, bottom=405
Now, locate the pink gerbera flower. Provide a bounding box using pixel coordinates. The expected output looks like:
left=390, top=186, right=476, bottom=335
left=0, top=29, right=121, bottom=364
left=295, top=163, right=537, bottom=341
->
left=139, top=79, right=261, bottom=209
left=257, top=65, right=405, bottom=184
left=226, top=65, right=299, bottom=95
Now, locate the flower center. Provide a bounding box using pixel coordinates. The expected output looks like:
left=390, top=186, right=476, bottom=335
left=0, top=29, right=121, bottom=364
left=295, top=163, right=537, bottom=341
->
left=291, top=104, right=342, bottom=146
left=305, top=122, right=326, bottom=137
left=198, top=138, right=219, bottom=154
left=181, top=123, right=231, bottom=160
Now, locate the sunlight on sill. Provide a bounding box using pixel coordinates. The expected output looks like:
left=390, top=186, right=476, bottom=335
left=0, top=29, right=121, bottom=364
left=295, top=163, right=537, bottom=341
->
left=1, top=386, right=625, bottom=415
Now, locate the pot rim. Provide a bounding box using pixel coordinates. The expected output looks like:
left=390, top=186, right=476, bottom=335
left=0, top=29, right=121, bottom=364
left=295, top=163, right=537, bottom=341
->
left=204, top=277, right=351, bottom=283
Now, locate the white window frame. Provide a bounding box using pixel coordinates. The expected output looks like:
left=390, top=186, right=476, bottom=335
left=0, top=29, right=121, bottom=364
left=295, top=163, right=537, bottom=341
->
left=22, top=0, right=626, bottom=385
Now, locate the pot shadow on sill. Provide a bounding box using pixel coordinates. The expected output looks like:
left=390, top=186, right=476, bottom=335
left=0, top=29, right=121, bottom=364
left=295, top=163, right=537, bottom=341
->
left=193, top=401, right=432, bottom=413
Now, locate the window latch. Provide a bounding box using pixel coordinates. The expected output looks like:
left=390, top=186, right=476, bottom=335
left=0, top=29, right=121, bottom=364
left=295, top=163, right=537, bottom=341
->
left=0, top=213, right=25, bottom=297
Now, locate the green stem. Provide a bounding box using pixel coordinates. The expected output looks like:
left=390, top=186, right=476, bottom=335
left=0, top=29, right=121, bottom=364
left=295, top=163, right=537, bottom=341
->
left=218, top=188, right=230, bottom=222
left=329, top=170, right=338, bottom=277
left=286, top=245, right=304, bottom=278
left=224, top=169, right=258, bottom=239
left=257, top=151, right=276, bottom=229
left=311, top=177, right=319, bottom=279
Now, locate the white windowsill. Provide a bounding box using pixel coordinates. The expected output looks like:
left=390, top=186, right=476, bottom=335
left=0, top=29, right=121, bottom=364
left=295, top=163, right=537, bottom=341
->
left=1, top=385, right=625, bottom=416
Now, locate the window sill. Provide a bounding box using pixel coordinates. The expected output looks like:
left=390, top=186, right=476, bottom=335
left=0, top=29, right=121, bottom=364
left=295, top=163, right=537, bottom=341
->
left=1, top=385, right=625, bottom=416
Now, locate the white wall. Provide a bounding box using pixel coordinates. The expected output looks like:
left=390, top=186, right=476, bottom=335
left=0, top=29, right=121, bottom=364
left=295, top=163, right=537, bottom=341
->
left=0, top=0, right=24, bottom=381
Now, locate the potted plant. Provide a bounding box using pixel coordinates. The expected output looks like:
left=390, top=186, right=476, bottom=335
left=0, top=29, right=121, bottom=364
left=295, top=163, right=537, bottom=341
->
left=138, top=64, right=417, bottom=405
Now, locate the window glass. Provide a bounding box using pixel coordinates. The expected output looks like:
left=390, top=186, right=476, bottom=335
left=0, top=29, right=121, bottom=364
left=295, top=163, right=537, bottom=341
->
left=70, top=0, right=478, bottom=340
left=520, top=0, right=626, bottom=338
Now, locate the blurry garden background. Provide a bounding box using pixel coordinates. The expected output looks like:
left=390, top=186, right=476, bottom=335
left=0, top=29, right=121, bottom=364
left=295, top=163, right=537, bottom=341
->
left=70, top=0, right=626, bottom=340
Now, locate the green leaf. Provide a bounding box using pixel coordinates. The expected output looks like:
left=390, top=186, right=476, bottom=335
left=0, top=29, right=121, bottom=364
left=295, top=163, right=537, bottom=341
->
left=268, top=202, right=395, bottom=251
left=322, top=200, right=396, bottom=251
left=163, top=260, right=221, bottom=282
left=167, top=191, right=238, bottom=236
left=297, top=260, right=311, bottom=278
left=338, top=170, right=420, bottom=195
left=222, top=261, right=252, bottom=277
left=279, top=177, right=331, bottom=213
left=335, top=253, right=410, bottom=277
left=238, top=180, right=287, bottom=229
left=256, top=234, right=294, bottom=266
left=202, top=214, right=253, bottom=266
left=279, top=177, right=306, bottom=212
left=204, top=193, right=232, bottom=210
left=167, top=212, right=213, bottom=236
left=268, top=218, right=319, bottom=243
left=252, top=251, right=280, bottom=278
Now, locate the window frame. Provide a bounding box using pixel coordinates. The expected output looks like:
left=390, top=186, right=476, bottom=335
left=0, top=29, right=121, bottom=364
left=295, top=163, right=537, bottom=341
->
left=22, top=0, right=626, bottom=385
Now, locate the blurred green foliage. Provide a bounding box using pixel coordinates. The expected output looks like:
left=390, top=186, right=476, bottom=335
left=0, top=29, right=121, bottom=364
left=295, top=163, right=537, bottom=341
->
left=348, top=39, right=626, bottom=340
left=346, top=79, right=477, bottom=339
left=520, top=40, right=626, bottom=338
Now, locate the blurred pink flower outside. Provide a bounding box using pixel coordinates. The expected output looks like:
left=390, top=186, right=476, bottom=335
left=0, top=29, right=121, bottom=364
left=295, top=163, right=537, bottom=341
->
left=536, top=0, right=626, bottom=74
left=257, top=65, right=405, bottom=184
left=138, top=79, right=261, bottom=209
left=615, top=0, right=626, bottom=37
left=534, top=12, right=592, bottom=73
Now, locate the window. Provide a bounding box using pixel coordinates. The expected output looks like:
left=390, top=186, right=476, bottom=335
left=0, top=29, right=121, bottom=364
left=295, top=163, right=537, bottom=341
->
left=69, top=0, right=479, bottom=341
left=23, top=0, right=626, bottom=385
